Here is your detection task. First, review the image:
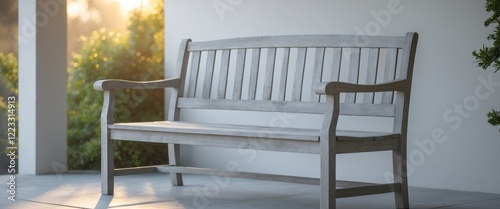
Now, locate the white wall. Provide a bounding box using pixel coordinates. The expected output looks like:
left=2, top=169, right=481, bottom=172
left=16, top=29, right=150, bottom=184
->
left=165, top=0, right=500, bottom=194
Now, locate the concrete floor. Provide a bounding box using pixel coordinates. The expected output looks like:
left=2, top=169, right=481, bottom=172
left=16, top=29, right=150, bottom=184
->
left=1, top=172, right=499, bottom=209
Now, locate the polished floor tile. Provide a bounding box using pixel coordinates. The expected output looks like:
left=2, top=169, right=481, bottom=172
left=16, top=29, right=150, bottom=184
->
left=0, top=172, right=499, bottom=209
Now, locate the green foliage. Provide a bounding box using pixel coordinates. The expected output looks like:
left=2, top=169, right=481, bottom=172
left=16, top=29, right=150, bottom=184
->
left=488, top=109, right=500, bottom=126
left=474, top=0, right=500, bottom=129
left=68, top=0, right=167, bottom=169
left=0, top=53, right=18, bottom=156
left=0, top=53, right=18, bottom=94
left=474, top=0, right=500, bottom=73
left=0, top=0, right=168, bottom=169
left=473, top=46, right=500, bottom=73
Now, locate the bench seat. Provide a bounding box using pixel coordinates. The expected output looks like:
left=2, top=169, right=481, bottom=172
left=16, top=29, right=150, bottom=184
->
left=109, top=121, right=400, bottom=154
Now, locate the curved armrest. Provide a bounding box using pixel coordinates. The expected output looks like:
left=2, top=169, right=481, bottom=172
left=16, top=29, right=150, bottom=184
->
left=314, top=79, right=407, bottom=95
left=94, top=78, right=180, bottom=91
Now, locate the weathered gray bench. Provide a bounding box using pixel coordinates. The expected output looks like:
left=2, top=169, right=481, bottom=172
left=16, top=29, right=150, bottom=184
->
left=94, top=32, right=418, bottom=209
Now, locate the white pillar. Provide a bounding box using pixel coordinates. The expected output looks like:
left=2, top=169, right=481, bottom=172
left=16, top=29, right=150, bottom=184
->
left=18, top=0, right=67, bottom=174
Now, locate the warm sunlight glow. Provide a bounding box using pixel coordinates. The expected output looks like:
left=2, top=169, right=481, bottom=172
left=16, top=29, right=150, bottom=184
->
left=68, top=0, right=102, bottom=22
left=67, top=0, right=153, bottom=20
left=119, top=0, right=149, bottom=12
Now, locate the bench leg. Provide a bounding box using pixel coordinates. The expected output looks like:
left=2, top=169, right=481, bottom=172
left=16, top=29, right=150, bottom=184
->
left=168, top=143, right=183, bottom=186
left=393, top=149, right=409, bottom=209
left=320, top=95, right=339, bottom=209
left=320, top=143, right=336, bottom=209
left=101, top=132, right=114, bottom=195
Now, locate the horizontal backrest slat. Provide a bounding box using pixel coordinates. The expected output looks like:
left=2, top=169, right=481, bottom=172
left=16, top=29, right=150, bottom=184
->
left=178, top=98, right=395, bottom=117
left=188, top=35, right=405, bottom=51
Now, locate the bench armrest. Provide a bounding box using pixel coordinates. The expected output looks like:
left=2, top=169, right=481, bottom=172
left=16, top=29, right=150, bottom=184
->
left=314, top=79, right=407, bottom=95
left=94, top=78, right=180, bottom=91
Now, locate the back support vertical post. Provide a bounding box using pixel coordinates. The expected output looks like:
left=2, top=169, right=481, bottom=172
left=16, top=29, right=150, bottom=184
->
left=392, top=32, right=418, bottom=209
left=167, top=39, right=191, bottom=186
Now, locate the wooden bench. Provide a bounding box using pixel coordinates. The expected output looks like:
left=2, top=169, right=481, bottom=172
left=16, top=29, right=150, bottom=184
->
left=94, top=32, right=418, bottom=209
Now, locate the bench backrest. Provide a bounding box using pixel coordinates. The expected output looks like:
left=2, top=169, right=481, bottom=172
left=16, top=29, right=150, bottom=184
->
left=168, top=33, right=418, bottom=122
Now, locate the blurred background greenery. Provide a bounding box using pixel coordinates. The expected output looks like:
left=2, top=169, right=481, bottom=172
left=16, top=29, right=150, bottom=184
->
left=0, top=0, right=168, bottom=170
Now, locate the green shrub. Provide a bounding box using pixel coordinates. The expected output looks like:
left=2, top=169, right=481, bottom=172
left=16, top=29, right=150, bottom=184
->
left=1, top=1, right=168, bottom=169
left=0, top=53, right=18, bottom=156
left=68, top=0, right=168, bottom=169
left=473, top=0, right=500, bottom=128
